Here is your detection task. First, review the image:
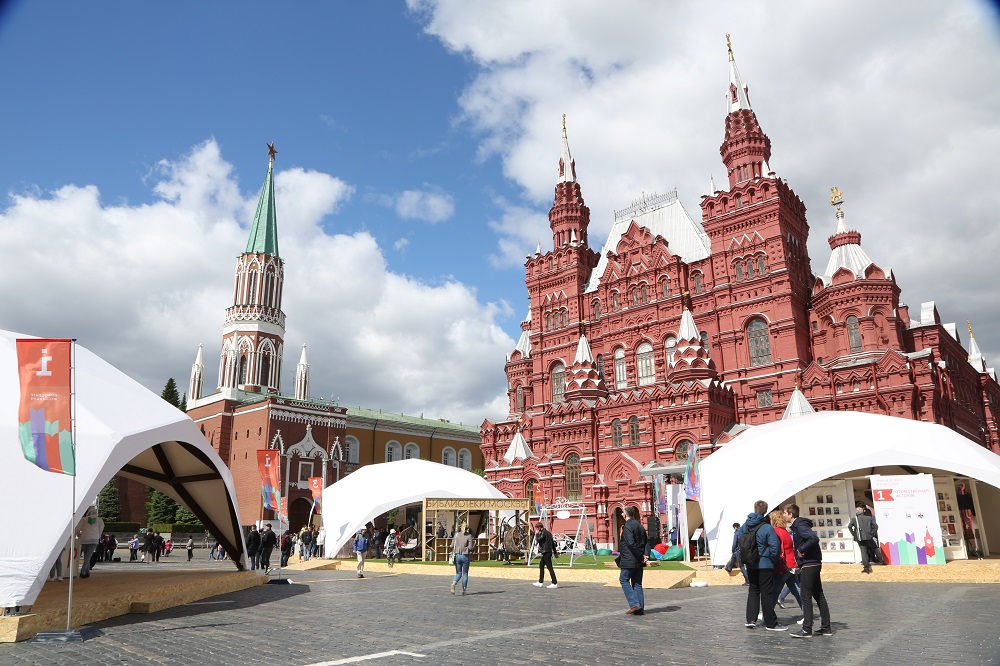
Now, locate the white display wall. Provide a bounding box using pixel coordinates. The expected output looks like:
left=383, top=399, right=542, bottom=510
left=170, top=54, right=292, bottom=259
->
left=796, top=479, right=857, bottom=563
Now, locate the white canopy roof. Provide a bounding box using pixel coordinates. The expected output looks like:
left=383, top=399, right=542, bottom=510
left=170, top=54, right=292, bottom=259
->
left=0, top=331, right=246, bottom=607
left=322, top=458, right=506, bottom=556
left=700, top=411, right=1000, bottom=566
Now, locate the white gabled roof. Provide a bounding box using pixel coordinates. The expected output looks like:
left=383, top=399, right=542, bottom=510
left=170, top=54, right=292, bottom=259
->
left=586, top=196, right=710, bottom=293
left=781, top=388, right=816, bottom=420
left=503, top=431, right=536, bottom=465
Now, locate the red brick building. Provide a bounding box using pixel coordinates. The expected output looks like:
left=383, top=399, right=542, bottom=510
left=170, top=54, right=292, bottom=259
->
left=480, top=43, right=1000, bottom=548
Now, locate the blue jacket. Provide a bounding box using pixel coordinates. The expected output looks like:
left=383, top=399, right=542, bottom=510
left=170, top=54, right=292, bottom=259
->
left=732, top=512, right=780, bottom=569
left=788, top=517, right=822, bottom=567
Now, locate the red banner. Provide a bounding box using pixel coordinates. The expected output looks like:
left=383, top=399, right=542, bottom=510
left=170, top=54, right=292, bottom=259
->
left=17, top=339, right=74, bottom=475
left=257, top=450, right=281, bottom=511
left=308, top=477, right=323, bottom=515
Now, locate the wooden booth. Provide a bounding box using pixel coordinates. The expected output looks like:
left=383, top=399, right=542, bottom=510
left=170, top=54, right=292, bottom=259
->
left=422, top=497, right=531, bottom=562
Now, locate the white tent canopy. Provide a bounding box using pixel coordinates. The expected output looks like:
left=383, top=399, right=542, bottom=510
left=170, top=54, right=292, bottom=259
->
left=322, top=458, right=506, bottom=556
left=700, top=410, right=1000, bottom=565
left=0, top=331, right=246, bottom=607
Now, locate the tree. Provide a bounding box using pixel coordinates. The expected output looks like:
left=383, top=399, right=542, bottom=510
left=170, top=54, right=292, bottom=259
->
left=161, top=378, right=182, bottom=409
left=180, top=392, right=187, bottom=412
left=175, top=504, right=202, bottom=526
left=97, top=479, right=121, bottom=521
left=146, top=488, right=179, bottom=525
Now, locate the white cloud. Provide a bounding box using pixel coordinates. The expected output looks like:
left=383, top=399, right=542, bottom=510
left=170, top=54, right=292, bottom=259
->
left=395, top=186, right=455, bottom=223
left=0, top=139, right=512, bottom=426
left=394, top=237, right=410, bottom=252
left=411, top=0, right=1000, bottom=364
left=487, top=197, right=549, bottom=268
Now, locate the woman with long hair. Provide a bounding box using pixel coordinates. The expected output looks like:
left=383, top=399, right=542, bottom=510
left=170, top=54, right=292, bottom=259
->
left=450, top=523, right=474, bottom=596
left=770, top=509, right=803, bottom=615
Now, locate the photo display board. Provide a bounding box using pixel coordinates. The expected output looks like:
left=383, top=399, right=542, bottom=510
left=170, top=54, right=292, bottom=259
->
left=870, top=474, right=944, bottom=565
left=797, top=479, right=854, bottom=562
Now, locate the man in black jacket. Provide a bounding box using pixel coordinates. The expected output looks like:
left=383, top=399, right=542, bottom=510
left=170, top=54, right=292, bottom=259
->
left=618, top=506, right=648, bottom=615
left=848, top=501, right=878, bottom=573
left=531, top=521, right=559, bottom=588
left=246, top=526, right=262, bottom=570
left=259, top=523, right=278, bottom=573
left=785, top=504, right=832, bottom=638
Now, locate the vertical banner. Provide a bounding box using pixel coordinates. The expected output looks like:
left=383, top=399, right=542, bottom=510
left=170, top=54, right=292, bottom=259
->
left=683, top=446, right=701, bottom=501
left=870, top=474, right=944, bottom=565
left=257, top=450, right=281, bottom=511
left=17, top=339, right=75, bottom=475
left=308, top=477, right=323, bottom=515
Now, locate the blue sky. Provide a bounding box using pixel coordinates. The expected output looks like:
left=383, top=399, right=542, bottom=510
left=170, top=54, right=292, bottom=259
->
left=1, top=1, right=999, bottom=426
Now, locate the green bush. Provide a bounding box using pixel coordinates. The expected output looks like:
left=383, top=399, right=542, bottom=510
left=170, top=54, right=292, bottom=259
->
left=103, top=522, right=141, bottom=533
left=150, top=523, right=205, bottom=533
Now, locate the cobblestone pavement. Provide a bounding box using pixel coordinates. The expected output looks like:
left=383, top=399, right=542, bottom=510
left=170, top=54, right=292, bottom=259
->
left=3, top=560, right=1000, bottom=665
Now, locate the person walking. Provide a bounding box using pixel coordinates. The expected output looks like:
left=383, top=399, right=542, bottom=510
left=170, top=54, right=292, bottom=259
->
left=531, top=521, right=558, bottom=589
left=617, top=506, right=648, bottom=615
left=316, top=526, right=326, bottom=559
left=724, top=522, right=750, bottom=585
left=259, top=524, right=277, bottom=573
left=76, top=507, right=104, bottom=579
left=299, top=527, right=313, bottom=562
left=450, top=523, right=474, bottom=595
left=186, top=536, right=194, bottom=561
left=848, top=501, right=879, bottom=574
left=769, top=509, right=802, bottom=615
left=353, top=528, right=370, bottom=578
left=280, top=530, right=294, bottom=567
left=128, top=535, right=139, bottom=562
left=785, top=504, right=832, bottom=638
left=733, top=500, right=784, bottom=631
left=246, top=526, right=261, bottom=570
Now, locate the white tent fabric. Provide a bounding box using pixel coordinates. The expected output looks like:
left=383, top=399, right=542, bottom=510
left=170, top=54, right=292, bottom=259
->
left=700, top=411, right=1000, bottom=566
left=322, top=458, right=506, bottom=556
left=0, top=331, right=246, bottom=607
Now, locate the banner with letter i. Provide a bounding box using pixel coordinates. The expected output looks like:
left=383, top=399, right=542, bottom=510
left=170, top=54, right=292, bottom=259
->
left=257, top=449, right=281, bottom=511
left=17, top=339, right=75, bottom=475
left=308, top=477, right=323, bottom=515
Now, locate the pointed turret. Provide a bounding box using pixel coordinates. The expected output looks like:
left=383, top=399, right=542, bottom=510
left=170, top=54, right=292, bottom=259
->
left=295, top=344, right=309, bottom=400
left=549, top=115, right=590, bottom=249
left=782, top=378, right=816, bottom=419
left=503, top=431, right=536, bottom=465
left=720, top=35, right=771, bottom=188
left=969, top=321, right=987, bottom=371
left=668, top=307, right=718, bottom=382
left=564, top=335, right=609, bottom=401
left=821, top=188, right=877, bottom=282
left=188, top=344, right=205, bottom=402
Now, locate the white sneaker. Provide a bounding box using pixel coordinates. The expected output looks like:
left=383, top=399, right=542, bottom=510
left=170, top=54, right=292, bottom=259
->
left=765, top=625, right=788, bottom=632
left=547, top=583, right=558, bottom=589
left=532, top=582, right=544, bottom=587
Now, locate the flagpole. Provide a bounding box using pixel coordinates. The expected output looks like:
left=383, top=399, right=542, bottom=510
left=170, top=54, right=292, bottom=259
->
left=66, top=339, right=77, bottom=632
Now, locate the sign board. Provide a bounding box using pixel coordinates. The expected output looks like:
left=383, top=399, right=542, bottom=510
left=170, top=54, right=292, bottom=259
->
left=870, top=474, right=944, bottom=565
left=690, top=528, right=704, bottom=541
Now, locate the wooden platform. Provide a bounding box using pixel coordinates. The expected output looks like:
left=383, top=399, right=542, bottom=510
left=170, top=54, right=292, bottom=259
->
left=690, top=556, right=1000, bottom=585
left=0, top=567, right=265, bottom=643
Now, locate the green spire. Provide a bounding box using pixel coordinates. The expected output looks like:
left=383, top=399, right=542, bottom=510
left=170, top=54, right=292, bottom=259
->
left=245, top=142, right=280, bottom=256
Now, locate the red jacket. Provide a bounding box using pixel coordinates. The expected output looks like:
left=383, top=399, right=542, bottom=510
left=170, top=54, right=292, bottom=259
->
left=775, top=527, right=795, bottom=572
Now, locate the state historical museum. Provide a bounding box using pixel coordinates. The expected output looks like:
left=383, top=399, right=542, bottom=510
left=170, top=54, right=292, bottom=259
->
left=479, top=42, right=1000, bottom=549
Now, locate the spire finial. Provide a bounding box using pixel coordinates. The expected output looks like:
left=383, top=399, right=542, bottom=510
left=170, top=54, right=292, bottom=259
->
left=968, top=320, right=975, bottom=339
left=562, top=113, right=567, bottom=138
left=830, top=186, right=844, bottom=211
left=267, top=141, right=278, bottom=166
left=726, top=33, right=733, bottom=61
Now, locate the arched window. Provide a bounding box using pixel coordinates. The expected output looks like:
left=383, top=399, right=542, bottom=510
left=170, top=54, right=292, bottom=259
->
left=847, top=316, right=863, bottom=353
left=612, top=419, right=623, bottom=448
left=526, top=479, right=537, bottom=513
left=546, top=313, right=552, bottom=331
left=736, top=194, right=743, bottom=209
left=636, top=342, right=655, bottom=386
left=458, top=448, right=472, bottom=470
left=632, top=288, right=639, bottom=306
left=593, top=301, right=601, bottom=321
left=640, top=285, right=648, bottom=303
left=675, top=439, right=692, bottom=461
left=747, top=260, right=755, bottom=279
left=748, top=318, right=772, bottom=366
left=552, top=363, right=566, bottom=403
left=385, top=441, right=402, bottom=462
left=404, top=443, right=419, bottom=460
left=628, top=416, right=640, bottom=446
left=693, top=273, right=703, bottom=294
left=612, top=292, right=620, bottom=311
left=757, top=256, right=766, bottom=276
left=700, top=332, right=709, bottom=352
left=661, top=279, right=670, bottom=298
left=561, top=310, right=567, bottom=327
left=515, top=385, right=524, bottom=412
left=259, top=353, right=270, bottom=388
left=596, top=354, right=604, bottom=381
left=614, top=348, right=627, bottom=389
left=735, top=263, right=743, bottom=282
left=442, top=446, right=456, bottom=466
left=247, top=272, right=256, bottom=304
left=238, top=355, right=247, bottom=386
left=566, top=454, right=582, bottom=500
left=264, top=274, right=273, bottom=307
left=346, top=436, right=359, bottom=464
left=665, top=336, right=677, bottom=364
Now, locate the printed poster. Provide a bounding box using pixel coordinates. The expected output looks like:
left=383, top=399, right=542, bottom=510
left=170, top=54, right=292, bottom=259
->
left=870, top=474, right=944, bottom=565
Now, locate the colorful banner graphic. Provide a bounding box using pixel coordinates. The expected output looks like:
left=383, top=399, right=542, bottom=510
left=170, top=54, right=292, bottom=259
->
left=308, top=476, right=323, bottom=515
left=683, top=445, right=701, bottom=501
left=257, top=449, right=282, bottom=512
left=17, top=339, right=75, bottom=475
left=871, top=474, right=944, bottom=565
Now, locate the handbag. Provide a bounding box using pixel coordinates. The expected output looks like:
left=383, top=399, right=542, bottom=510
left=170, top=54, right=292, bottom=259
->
left=448, top=552, right=455, bottom=564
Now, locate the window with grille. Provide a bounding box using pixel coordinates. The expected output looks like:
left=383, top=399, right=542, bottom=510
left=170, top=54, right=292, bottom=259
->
left=675, top=439, right=692, bottom=461
left=566, top=454, right=582, bottom=500
left=748, top=319, right=772, bottom=366
left=458, top=449, right=472, bottom=470
left=847, top=316, right=863, bottom=353
left=386, top=441, right=401, bottom=462
left=612, top=419, right=622, bottom=448
left=404, top=443, right=419, bottom=460
left=665, top=337, right=677, bottom=364
left=636, top=342, right=655, bottom=386
left=442, top=447, right=455, bottom=466
left=552, top=363, right=566, bottom=403
left=756, top=390, right=773, bottom=407
left=516, top=385, right=524, bottom=411
left=614, top=349, right=626, bottom=389
left=628, top=416, right=640, bottom=446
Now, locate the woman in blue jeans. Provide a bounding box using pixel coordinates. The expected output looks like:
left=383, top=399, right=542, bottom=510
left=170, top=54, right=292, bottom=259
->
left=450, top=523, right=474, bottom=595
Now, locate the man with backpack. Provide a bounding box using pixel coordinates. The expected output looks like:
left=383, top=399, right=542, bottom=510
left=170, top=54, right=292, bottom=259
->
left=353, top=528, right=370, bottom=578
left=733, top=500, right=784, bottom=631
left=785, top=503, right=832, bottom=637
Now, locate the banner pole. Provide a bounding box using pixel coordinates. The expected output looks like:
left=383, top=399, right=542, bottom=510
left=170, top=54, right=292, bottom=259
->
left=66, top=339, right=77, bottom=632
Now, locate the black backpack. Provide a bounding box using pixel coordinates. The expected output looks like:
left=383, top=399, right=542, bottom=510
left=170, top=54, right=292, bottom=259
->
left=738, top=522, right=764, bottom=566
